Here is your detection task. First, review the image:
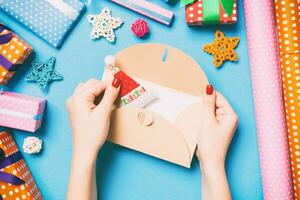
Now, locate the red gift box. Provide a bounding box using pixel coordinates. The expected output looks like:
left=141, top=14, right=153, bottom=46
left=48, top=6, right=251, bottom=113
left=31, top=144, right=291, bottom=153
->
left=185, top=0, right=237, bottom=25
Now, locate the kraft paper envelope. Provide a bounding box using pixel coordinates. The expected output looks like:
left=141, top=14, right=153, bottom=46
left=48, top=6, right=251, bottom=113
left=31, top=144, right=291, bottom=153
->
left=102, top=43, right=209, bottom=168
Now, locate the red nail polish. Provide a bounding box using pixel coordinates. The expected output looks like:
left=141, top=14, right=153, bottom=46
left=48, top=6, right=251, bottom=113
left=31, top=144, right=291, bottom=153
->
left=112, top=77, right=121, bottom=88
left=206, top=85, right=214, bottom=95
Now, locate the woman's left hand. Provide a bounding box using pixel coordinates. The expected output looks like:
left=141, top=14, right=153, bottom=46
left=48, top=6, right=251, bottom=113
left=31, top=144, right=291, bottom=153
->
left=66, top=78, right=120, bottom=158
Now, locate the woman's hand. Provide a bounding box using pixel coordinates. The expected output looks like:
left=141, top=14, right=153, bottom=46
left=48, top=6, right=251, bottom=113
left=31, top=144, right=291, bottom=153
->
left=67, top=78, right=120, bottom=200
left=197, top=85, right=238, bottom=168
left=197, top=85, right=238, bottom=200
left=66, top=78, right=120, bottom=158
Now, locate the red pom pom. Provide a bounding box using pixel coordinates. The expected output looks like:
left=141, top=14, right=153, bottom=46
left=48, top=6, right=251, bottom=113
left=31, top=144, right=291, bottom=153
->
left=131, top=19, right=149, bottom=38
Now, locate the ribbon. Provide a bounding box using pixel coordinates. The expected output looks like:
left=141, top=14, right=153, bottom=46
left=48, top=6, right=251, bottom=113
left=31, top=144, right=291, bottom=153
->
left=203, top=0, right=220, bottom=24
left=203, top=0, right=234, bottom=24
left=46, top=0, right=79, bottom=20
left=0, top=24, right=13, bottom=45
left=0, top=107, right=44, bottom=120
left=0, top=24, right=14, bottom=71
left=0, top=33, right=13, bottom=45
left=0, top=54, right=13, bottom=71
left=220, top=0, right=234, bottom=16
left=182, top=0, right=234, bottom=23
left=180, top=0, right=194, bottom=6
left=0, top=24, right=14, bottom=44
left=0, top=148, right=4, bottom=162
left=0, top=149, right=25, bottom=186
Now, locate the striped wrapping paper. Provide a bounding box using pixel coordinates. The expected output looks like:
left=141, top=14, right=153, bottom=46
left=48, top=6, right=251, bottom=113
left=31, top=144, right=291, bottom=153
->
left=243, top=0, right=294, bottom=199
left=274, top=0, right=300, bottom=198
left=110, top=0, right=174, bottom=25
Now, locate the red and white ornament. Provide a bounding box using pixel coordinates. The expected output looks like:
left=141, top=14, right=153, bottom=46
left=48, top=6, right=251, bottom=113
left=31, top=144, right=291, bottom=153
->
left=104, top=55, right=156, bottom=108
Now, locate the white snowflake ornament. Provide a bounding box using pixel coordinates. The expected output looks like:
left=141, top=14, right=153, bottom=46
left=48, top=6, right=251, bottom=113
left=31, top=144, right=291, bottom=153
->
left=87, top=7, right=123, bottom=43
left=23, top=137, right=43, bottom=154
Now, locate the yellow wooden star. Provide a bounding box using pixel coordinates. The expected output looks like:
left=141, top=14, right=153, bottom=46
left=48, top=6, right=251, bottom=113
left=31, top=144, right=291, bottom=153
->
left=203, top=30, right=240, bottom=67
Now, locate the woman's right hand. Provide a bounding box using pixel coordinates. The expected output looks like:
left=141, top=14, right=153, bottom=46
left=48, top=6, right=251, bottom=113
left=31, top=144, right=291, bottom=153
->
left=197, top=85, right=238, bottom=170
left=196, top=85, right=238, bottom=200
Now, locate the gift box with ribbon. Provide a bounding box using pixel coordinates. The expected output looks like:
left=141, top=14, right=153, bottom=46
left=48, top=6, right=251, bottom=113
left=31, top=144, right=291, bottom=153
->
left=0, top=131, right=43, bottom=199
left=0, top=91, right=46, bottom=132
left=0, top=24, right=32, bottom=85
left=184, top=0, right=237, bottom=25
left=0, top=0, right=85, bottom=48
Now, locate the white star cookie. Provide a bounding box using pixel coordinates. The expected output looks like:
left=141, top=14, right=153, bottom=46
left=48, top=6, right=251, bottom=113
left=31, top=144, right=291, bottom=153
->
left=87, top=7, right=123, bottom=43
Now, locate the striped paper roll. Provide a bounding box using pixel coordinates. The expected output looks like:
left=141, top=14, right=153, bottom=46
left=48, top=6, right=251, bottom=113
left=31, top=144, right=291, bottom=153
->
left=274, top=0, right=300, bottom=198
left=110, top=0, right=174, bottom=25
left=243, top=0, right=294, bottom=199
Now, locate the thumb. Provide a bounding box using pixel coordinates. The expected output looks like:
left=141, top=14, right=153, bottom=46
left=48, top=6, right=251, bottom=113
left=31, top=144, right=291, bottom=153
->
left=203, top=85, right=216, bottom=122
left=96, top=78, right=120, bottom=114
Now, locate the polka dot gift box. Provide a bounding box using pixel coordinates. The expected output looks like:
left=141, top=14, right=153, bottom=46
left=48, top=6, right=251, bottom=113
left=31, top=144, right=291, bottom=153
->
left=0, top=0, right=85, bottom=48
left=274, top=0, right=300, bottom=198
left=0, top=91, right=46, bottom=132
left=0, top=23, right=32, bottom=85
left=0, top=131, right=43, bottom=199
left=185, top=0, right=237, bottom=25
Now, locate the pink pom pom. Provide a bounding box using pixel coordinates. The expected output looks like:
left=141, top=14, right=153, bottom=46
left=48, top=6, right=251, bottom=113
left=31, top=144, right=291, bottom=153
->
left=104, top=55, right=116, bottom=67
left=131, top=19, right=149, bottom=38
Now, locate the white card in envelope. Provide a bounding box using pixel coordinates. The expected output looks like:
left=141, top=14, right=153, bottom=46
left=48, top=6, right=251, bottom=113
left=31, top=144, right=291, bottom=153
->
left=135, top=78, right=201, bottom=123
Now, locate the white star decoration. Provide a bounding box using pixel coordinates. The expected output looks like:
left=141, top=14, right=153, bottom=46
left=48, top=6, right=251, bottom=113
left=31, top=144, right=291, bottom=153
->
left=87, top=7, right=123, bottom=43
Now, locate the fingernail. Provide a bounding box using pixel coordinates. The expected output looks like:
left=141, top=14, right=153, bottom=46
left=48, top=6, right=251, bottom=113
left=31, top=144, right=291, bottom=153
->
left=206, top=85, right=214, bottom=95
left=112, top=77, right=121, bottom=88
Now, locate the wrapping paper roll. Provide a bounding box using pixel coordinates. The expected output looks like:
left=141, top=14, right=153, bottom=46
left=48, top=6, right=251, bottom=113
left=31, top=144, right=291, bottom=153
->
left=243, top=0, right=294, bottom=199
left=110, top=0, right=174, bottom=25
left=274, top=0, right=300, bottom=198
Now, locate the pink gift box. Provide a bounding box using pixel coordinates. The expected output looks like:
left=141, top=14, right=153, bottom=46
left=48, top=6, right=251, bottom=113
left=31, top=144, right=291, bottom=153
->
left=0, top=91, right=46, bottom=132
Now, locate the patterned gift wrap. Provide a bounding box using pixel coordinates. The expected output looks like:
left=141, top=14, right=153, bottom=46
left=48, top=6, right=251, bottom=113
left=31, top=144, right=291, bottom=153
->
left=244, top=0, right=294, bottom=199
left=0, top=24, right=32, bottom=85
left=274, top=0, right=300, bottom=198
left=0, top=92, right=46, bottom=132
left=0, top=131, right=43, bottom=199
left=0, top=0, right=85, bottom=48
left=110, top=0, right=174, bottom=26
left=185, top=0, right=237, bottom=25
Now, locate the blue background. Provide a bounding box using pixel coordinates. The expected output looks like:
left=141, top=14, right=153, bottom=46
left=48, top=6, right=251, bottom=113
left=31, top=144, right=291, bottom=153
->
left=0, top=0, right=262, bottom=199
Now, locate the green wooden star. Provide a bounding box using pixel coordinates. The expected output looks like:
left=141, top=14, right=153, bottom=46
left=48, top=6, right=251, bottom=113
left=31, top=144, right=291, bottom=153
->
left=25, top=57, right=63, bottom=91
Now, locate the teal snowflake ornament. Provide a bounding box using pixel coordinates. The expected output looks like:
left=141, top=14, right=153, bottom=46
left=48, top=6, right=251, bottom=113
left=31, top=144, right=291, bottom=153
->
left=87, top=7, right=123, bottom=43
left=25, top=57, right=63, bottom=91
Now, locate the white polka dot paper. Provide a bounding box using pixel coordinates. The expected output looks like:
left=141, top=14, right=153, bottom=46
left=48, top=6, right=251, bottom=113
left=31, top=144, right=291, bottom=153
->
left=185, top=0, right=237, bottom=25
left=274, top=0, right=300, bottom=198
left=0, top=91, right=46, bottom=132
left=0, top=131, right=43, bottom=199
left=0, top=26, right=32, bottom=85
left=244, top=0, right=294, bottom=199
left=0, top=0, right=85, bottom=48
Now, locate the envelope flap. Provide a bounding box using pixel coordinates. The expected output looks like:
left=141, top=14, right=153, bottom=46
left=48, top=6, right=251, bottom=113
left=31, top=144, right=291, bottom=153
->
left=108, top=108, right=193, bottom=168
left=175, top=101, right=203, bottom=160
left=115, top=43, right=209, bottom=96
